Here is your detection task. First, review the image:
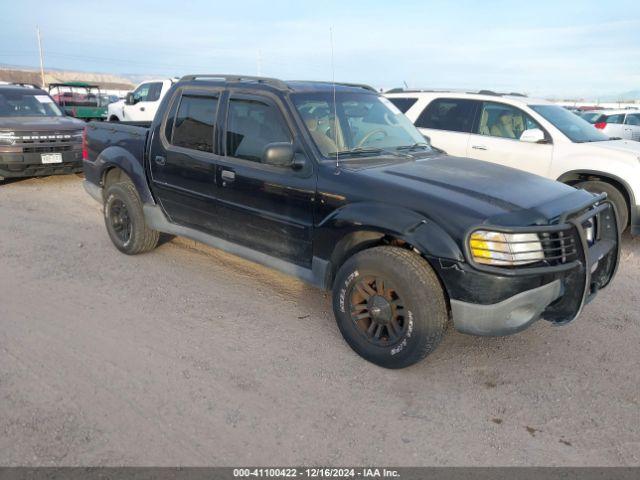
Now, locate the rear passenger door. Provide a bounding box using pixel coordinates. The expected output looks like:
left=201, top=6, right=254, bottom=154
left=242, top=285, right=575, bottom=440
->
left=149, top=88, right=223, bottom=232
left=414, top=98, right=478, bottom=156
left=214, top=91, right=316, bottom=267
left=466, top=101, right=553, bottom=177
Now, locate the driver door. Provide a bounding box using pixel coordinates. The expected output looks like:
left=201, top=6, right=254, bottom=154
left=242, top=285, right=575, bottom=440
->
left=466, top=101, right=553, bottom=178
left=124, top=82, right=161, bottom=121
left=214, top=91, right=316, bottom=267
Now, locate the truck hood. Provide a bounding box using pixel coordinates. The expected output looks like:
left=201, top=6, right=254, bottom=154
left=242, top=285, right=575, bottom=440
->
left=353, top=153, right=595, bottom=231
left=0, top=115, right=85, bottom=131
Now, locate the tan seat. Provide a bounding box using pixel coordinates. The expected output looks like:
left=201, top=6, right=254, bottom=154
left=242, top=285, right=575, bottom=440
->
left=490, top=112, right=516, bottom=139
left=304, top=116, right=337, bottom=155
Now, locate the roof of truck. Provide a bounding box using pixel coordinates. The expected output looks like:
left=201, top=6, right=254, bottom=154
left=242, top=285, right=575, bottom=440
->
left=178, top=74, right=377, bottom=94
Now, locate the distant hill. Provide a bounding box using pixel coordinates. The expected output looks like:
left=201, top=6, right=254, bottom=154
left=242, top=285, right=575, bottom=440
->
left=0, top=65, right=135, bottom=90
left=597, top=90, right=640, bottom=102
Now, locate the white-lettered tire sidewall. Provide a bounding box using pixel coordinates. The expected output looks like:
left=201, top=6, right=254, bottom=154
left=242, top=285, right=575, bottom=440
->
left=332, top=248, right=447, bottom=369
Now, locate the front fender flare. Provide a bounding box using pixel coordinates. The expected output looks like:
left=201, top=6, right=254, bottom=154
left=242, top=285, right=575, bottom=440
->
left=316, top=202, right=464, bottom=280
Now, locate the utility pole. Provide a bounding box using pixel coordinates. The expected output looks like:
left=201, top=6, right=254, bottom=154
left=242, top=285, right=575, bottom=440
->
left=36, top=26, right=45, bottom=88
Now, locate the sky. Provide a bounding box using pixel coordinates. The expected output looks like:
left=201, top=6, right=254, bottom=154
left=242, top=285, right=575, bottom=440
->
left=1, top=0, right=639, bottom=99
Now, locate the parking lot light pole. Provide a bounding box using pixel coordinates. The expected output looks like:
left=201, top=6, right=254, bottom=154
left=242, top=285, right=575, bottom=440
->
left=36, top=26, right=45, bottom=88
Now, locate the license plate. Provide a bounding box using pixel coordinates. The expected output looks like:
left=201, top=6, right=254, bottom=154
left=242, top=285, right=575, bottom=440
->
left=41, top=153, right=63, bottom=164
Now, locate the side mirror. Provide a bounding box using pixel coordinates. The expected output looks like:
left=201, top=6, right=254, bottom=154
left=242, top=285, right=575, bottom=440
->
left=520, top=128, right=546, bottom=143
left=125, top=92, right=135, bottom=105
left=262, top=142, right=296, bottom=168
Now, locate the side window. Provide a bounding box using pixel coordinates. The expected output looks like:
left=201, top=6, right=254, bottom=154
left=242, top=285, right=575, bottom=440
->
left=146, top=82, right=163, bottom=102
left=226, top=97, right=291, bottom=163
left=132, top=83, right=150, bottom=102
left=606, top=114, right=625, bottom=124
left=625, top=114, right=640, bottom=126
left=171, top=95, right=218, bottom=153
left=387, top=97, right=418, bottom=114
left=477, top=102, right=542, bottom=140
left=415, top=98, right=476, bottom=133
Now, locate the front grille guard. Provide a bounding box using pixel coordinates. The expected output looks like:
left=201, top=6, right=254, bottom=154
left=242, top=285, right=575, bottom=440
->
left=463, top=193, right=619, bottom=278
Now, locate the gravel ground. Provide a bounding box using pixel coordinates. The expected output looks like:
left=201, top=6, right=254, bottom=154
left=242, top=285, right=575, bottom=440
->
left=0, top=174, right=638, bottom=466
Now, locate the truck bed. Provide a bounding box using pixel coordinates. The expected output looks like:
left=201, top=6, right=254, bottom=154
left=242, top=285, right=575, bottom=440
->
left=85, top=121, right=149, bottom=167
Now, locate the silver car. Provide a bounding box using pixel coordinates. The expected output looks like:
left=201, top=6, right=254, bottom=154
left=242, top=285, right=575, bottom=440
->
left=582, top=109, right=640, bottom=141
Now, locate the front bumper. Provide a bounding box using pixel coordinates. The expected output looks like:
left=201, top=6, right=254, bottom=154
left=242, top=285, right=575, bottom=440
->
left=0, top=149, right=82, bottom=179
left=438, top=198, right=619, bottom=336
left=451, top=280, right=562, bottom=336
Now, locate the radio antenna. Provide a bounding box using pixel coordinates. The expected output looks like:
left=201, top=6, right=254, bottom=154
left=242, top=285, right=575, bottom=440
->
left=330, top=27, right=339, bottom=173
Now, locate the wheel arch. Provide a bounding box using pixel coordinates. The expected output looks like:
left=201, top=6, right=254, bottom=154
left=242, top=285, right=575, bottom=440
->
left=319, top=203, right=463, bottom=290
left=95, top=145, right=156, bottom=205
left=557, top=169, right=633, bottom=219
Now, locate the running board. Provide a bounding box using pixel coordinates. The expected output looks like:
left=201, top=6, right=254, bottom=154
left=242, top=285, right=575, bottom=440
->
left=143, top=204, right=329, bottom=290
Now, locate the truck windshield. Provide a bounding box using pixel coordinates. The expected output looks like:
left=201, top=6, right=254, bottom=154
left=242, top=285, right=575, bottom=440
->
left=530, top=105, right=610, bottom=143
left=292, top=91, right=429, bottom=158
left=0, top=91, right=64, bottom=117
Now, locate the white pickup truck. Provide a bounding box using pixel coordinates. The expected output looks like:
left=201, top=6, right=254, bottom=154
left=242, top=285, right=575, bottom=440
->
left=386, top=90, right=640, bottom=234
left=107, top=79, right=175, bottom=122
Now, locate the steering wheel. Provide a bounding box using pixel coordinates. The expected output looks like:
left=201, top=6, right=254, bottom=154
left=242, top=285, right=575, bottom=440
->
left=357, top=128, right=388, bottom=147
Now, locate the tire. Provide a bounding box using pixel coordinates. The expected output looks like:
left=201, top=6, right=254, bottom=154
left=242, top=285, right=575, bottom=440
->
left=574, top=180, right=628, bottom=232
left=103, top=180, right=159, bottom=255
left=332, top=246, right=449, bottom=369
left=108, top=116, right=120, bottom=122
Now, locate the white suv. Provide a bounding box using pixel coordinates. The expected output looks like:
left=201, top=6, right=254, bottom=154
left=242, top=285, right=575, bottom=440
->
left=386, top=90, right=640, bottom=234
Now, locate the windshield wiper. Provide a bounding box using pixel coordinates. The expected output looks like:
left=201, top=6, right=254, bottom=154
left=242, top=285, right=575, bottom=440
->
left=327, top=146, right=410, bottom=158
left=395, top=142, right=430, bottom=151
left=327, top=146, right=384, bottom=156
left=609, top=137, right=622, bottom=140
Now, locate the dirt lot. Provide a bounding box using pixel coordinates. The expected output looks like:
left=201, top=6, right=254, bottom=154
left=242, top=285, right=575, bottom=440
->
left=0, top=174, right=638, bottom=466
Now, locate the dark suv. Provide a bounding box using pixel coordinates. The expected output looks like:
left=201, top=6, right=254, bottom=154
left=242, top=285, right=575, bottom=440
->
left=82, top=75, right=619, bottom=368
left=0, top=84, right=85, bottom=181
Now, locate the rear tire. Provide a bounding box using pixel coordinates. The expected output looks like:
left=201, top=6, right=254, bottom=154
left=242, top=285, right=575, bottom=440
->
left=103, top=180, right=159, bottom=254
left=575, top=180, right=628, bottom=232
left=332, top=246, right=449, bottom=369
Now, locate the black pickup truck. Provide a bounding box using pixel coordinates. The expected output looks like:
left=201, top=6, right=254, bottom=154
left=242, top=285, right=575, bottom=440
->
left=82, top=74, right=619, bottom=368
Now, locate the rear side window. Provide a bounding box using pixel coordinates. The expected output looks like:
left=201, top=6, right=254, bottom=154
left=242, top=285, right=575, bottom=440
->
left=386, top=97, right=418, bottom=113
left=171, top=95, right=218, bottom=152
left=416, top=98, right=477, bottom=133
left=605, top=114, right=625, bottom=124
left=226, top=97, right=291, bottom=162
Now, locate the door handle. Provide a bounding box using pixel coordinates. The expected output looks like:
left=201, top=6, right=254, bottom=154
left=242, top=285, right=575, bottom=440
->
left=221, top=169, right=235, bottom=186
left=471, top=145, right=487, bottom=150
left=154, top=155, right=166, bottom=166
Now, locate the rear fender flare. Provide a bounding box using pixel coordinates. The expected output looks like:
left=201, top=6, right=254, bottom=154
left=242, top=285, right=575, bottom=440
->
left=96, top=146, right=155, bottom=204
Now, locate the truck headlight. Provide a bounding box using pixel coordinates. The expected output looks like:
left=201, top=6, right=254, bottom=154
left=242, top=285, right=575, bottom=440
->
left=0, top=131, right=17, bottom=145
left=469, top=230, right=544, bottom=266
